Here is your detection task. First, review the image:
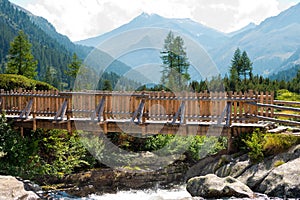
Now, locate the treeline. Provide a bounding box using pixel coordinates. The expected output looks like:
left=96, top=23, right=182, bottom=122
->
left=190, top=72, right=300, bottom=94
left=190, top=48, right=300, bottom=94
left=145, top=45, right=300, bottom=95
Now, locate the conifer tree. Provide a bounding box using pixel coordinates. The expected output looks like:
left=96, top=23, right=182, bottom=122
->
left=65, top=53, right=82, bottom=89
left=6, top=30, right=38, bottom=79
left=160, top=31, right=190, bottom=91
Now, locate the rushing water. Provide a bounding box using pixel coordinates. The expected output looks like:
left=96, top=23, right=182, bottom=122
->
left=49, top=185, right=192, bottom=200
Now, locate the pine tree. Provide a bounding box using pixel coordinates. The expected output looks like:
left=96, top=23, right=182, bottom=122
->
left=6, top=30, right=38, bottom=79
left=160, top=31, right=190, bottom=91
left=230, top=48, right=242, bottom=79
left=65, top=53, right=82, bottom=89
left=103, top=80, right=113, bottom=91
left=240, top=51, right=253, bottom=81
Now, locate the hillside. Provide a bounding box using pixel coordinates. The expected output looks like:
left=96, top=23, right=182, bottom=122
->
left=0, top=0, right=72, bottom=85
left=0, top=0, right=134, bottom=90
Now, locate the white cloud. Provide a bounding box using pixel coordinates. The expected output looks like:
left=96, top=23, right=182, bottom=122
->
left=18, top=0, right=300, bottom=41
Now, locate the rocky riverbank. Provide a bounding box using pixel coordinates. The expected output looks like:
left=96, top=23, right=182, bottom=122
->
left=38, top=159, right=190, bottom=197
left=0, top=176, right=40, bottom=200
left=186, top=144, right=300, bottom=198
left=1, top=145, right=299, bottom=199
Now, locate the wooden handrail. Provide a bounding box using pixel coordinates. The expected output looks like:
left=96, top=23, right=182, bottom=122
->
left=247, top=102, right=300, bottom=112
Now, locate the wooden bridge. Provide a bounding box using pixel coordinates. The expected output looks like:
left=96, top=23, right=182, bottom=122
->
left=1, top=89, right=300, bottom=140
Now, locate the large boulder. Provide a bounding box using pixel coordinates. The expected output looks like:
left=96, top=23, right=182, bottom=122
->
left=237, top=144, right=300, bottom=190
left=186, top=174, right=254, bottom=198
left=258, top=157, right=300, bottom=198
left=0, top=176, right=39, bottom=200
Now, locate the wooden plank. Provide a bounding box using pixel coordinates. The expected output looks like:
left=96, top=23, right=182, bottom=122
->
left=248, top=114, right=300, bottom=126
left=274, top=113, right=300, bottom=119
left=274, top=100, right=300, bottom=106
left=247, top=102, right=300, bottom=112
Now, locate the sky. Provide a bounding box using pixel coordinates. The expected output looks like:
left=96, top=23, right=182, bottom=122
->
left=9, top=0, right=300, bottom=41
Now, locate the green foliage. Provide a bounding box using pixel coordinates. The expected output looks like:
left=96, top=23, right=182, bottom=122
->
left=144, top=134, right=227, bottom=161
left=230, top=48, right=253, bottom=82
left=160, top=31, right=190, bottom=91
left=242, top=130, right=264, bottom=163
left=0, top=113, right=35, bottom=177
left=0, top=74, right=56, bottom=90
left=6, top=30, right=38, bottom=79
left=34, top=129, right=91, bottom=178
left=0, top=114, right=95, bottom=180
left=263, top=133, right=300, bottom=156
left=241, top=129, right=300, bottom=163
left=276, top=89, right=300, bottom=101
left=65, top=53, right=82, bottom=89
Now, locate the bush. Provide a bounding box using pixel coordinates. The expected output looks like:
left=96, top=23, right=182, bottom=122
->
left=263, top=133, right=300, bottom=156
left=241, top=129, right=300, bottom=163
left=144, top=134, right=227, bottom=161
left=0, top=74, right=56, bottom=91
left=242, top=130, right=264, bottom=163
left=276, top=89, right=300, bottom=101
left=0, top=113, right=34, bottom=177
left=0, top=113, right=96, bottom=180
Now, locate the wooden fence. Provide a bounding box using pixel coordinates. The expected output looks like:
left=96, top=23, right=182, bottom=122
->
left=0, top=89, right=276, bottom=127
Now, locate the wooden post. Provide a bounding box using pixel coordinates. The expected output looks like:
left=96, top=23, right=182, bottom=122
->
left=227, top=91, right=233, bottom=126
left=270, top=91, right=274, bottom=118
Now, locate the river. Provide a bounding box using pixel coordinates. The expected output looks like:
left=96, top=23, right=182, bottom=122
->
left=50, top=185, right=192, bottom=200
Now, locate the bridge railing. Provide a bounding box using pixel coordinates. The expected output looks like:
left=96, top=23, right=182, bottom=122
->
left=0, top=89, right=274, bottom=126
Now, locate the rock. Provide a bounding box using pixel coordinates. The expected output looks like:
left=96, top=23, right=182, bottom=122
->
left=258, top=158, right=300, bottom=198
left=236, top=161, right=273, bottom=189
left=215, top=154, right=251, bottom=178
left=0, top=176, right=40, bottom=200
left=236, top=144, right=300, bottom=190
left=186, top=174, right=254, bottom=198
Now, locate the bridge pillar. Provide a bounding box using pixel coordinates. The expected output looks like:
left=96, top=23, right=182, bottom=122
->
left=227, top=128, right=237, bottom=154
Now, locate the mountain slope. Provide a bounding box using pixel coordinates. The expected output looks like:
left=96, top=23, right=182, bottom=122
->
left=0, top=0, right=134, bottom=89
left=213, top=3, right=300, bottom=76
left=0, top=0, right=72, bottom=82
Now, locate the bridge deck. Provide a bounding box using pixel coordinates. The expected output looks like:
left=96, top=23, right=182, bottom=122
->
left=1, top=90, right=299, bottom=137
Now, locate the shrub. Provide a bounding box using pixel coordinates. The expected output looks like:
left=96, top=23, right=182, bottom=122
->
left=0, top=74, right=56, bottom=91
left=242, top=129, right=264, bottom=163
left=144, top=134, right=227, bottom=161
left=241, top=129, right=300, bottom=163
left=0, top=113, right=96, bottom=180
left=263, top=133, right=300, bottom=156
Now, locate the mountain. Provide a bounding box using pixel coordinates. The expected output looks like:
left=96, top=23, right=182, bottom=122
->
left=77, top=4, right=300, bottom=79
left=76, top=13, right=229, bottom=81
left=76, top=12, right=229, bottom=52
left=227, top=23, right=256, bottom=37
left=213, top=3, right=300, bottom=76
